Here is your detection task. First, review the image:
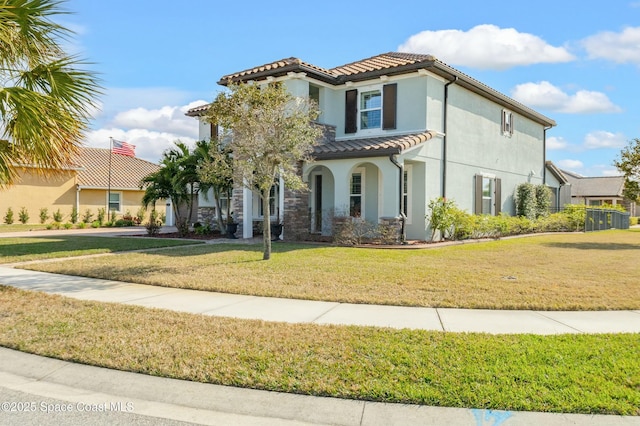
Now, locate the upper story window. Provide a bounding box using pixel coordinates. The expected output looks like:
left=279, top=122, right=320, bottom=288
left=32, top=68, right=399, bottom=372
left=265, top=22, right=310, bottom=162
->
left=345, top=83, right=397, bottom=134
left=360, top=90, right=382, bottom=129
left=502, top=109, right=513, bottom=137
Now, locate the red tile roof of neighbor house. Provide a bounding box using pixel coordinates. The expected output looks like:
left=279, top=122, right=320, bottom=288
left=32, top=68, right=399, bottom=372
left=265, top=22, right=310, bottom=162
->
left=314, top=131, right=438, bottom=160
left=76, top=147, right=159, bottom=190
left=187, top=52, right=555, bottom=127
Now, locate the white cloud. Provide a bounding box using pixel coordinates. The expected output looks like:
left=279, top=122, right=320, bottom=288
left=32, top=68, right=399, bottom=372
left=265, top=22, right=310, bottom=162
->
left=85, top=127, right=198, bottom=164
left=398, top=24, right=575, bottom=70
left=546, top=136, right=570, bottom=150
left=556, top=159, right=584, bottom=171
left=84, top=100, right=206, bottom=163
left=582, top=26, right=640, bottom=64
left=583, top=131, right=627, bottom=149
left=511, top=81, right=621, bottom=114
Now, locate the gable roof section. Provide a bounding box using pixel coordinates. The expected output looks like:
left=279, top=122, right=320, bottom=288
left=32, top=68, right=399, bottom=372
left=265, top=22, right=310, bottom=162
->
left=314, top=131, right=437, bottom=160
left=199, top=52, right=555, bottom=127
left=76, top=147, right=159, bottom=190
left=561, top=170, right=625, bottom=198
left=545, top=161, right=569, bottom=185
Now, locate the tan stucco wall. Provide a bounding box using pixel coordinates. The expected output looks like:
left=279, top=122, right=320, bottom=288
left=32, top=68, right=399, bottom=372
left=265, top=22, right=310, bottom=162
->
left=0, top=169, right=77, bottom=223
left=78, top=188, right=149, bottom=220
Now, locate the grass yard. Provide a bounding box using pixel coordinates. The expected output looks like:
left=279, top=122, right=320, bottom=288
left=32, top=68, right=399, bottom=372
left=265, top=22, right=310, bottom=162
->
left=25, top=230, right=640, bottom=310
left=0, top=286, right=637, bottom=415
left=0, top=235, right=202, bottom=264
left=0, top=224, right=49, bottom=232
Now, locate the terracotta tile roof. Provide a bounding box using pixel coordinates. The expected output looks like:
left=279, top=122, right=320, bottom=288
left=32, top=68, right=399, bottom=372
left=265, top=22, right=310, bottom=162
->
left=76, top=147, right=159, bottom=190
left=217, top=57, right=337, bottom=86
left=561, top=170, right=625, bottom=198
left=314, top=131, right=437, bottom=160
left=189, top=52, right=555, bottom=127
left=329, top=52, right=436, bottom=77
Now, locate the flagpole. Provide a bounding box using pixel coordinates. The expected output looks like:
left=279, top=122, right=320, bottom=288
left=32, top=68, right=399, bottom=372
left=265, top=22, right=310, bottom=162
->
left=107, top=137, right=113, bottom=215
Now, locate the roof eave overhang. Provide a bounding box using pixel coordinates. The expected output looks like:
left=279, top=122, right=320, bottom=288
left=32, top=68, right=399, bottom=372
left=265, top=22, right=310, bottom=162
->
left=313, top=148, right=402, bottom=161
left=218, top=64, right=337, bottom=86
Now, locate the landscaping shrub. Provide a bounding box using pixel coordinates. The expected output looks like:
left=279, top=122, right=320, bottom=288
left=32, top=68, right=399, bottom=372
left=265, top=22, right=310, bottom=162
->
left=70, top=206, right=78, bottom=224
left=631, top=217, right=639, bottom=226
left=426, top=197, right=457, bottom=241
left=18, top=207, right=29, bottom=224
left=91, top=221, right=100, bottom=228
left=3, top=207, right=14, bottom=224
left=97, top=208, right=106, bottom=225
left=82, top=209, right=93, bottom=223
left=135, top=207, right=146, bottom=225
left=535, top=185, right=552, bottom=218
left=77, top=221, right=86, bottom=229
left=52, top=209, right=63, bottom=222
left=63, top=222, right=73, bottom=229
left=145, top=210, right=162, bottom=236
left=39, top=208, right=49, bottom=224
left=515, top=183, right=537, bottom=220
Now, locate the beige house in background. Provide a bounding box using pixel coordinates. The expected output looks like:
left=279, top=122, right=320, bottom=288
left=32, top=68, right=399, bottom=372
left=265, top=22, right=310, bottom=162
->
left=1, top=147, right=159, bottom=223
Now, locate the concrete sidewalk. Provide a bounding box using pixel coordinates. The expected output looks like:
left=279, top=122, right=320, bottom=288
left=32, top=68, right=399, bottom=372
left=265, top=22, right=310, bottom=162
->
left=1, top=347, right=637, bottom=426
left=1, top=266, right=639, bottom=424
left=0, top=266, right=639, bottom=334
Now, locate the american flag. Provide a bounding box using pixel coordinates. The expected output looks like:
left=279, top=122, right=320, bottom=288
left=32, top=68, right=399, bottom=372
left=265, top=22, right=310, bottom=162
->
left=111, top=139, right=136, bottom=157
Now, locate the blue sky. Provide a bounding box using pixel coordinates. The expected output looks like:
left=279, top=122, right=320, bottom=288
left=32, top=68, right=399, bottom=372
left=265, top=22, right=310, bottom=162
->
left=64, top=0, right=640, bottom=176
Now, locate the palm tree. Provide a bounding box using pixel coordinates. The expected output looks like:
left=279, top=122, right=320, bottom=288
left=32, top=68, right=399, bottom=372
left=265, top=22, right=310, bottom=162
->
left=0, top=0, right=101, bottom=186
left=141, top=141, right=201, bottom=237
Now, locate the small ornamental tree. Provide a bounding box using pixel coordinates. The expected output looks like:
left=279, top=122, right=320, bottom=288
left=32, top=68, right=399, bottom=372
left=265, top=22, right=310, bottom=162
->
left=198, top=138, right=234, bottom=232
left=206, top=82, right=321, bottom=260
left=614, top=138, right=640, bottom=201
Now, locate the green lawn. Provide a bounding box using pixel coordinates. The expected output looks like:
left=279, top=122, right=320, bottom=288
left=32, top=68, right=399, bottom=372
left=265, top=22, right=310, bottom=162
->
left=0, top=286, right=637, bottom=415
left=0, top=224, right=49, bottom=232
left=0, top=235, right=203, bottom=264
left=25, top=230, right=640, bottom=310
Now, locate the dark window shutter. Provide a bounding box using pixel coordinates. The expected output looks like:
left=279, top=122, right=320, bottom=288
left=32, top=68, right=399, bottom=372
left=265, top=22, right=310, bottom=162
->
left=210, top=123, right=219, bottom=140
left=494, top=178, right=501, bottom=216
left=474, top=174, right=483, bottom=214
left=345, top=90, right=358, bottom=134
left=383, top=83, right=397, bottom=130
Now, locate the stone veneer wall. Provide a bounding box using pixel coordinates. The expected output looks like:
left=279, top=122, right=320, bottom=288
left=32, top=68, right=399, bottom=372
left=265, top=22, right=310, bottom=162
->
left=283, top=186, right=310, bottom=241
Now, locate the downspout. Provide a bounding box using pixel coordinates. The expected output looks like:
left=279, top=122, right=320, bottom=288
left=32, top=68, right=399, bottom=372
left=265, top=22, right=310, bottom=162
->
left=75, top=184, right=81, bottom=217
left=543, top=125, right=552, bottom=184
left=442, top=76, right=458, bottom=199
left=389, top=153, right=406, bottom=244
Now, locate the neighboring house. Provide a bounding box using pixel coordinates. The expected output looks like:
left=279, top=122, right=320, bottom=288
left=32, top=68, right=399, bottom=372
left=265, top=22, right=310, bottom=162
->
left=0, top=147, right=159, bottom=223
left=545, top=161, right=572, bottom=212
left=560, top=169, right=637, bottom=215
left=188, top=52, right=556, bottom=241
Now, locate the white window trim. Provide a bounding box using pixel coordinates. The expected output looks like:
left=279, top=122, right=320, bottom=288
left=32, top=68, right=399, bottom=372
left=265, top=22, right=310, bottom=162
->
left=256, top=185, right=279, bottom=219
left=107, top=191, right=123, bottom=214
left=501, top=109, right=514, bottom=137
left=358, top=84, right=383, bottom=136
left=350, top=167, right=366, bottom=219
left=404, top=165, right=412, bottom=225
left=482, top=176, right=495, bottom=215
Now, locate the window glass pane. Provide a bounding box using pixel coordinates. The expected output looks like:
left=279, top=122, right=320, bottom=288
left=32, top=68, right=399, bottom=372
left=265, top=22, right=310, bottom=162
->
left=482, top=199, right=491, bottom=214
left=351, top=173, right=362, bottom=194
left=108, top=193, right=120, bottom=211
left=350, top=196, right=361, bottom=217
left=482, top=178, right=491, bottom=197
left=360, top=110, right=381, bottom=129
left=361, top=91, right=381, bottom=109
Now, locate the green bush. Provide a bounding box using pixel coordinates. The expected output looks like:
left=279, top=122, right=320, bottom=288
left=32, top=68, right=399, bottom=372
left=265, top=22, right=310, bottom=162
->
left=91, top=220, right=100, bottom=228
left=82, top=209, right=93, bottom=223
left=77, top=221, right=87, bottom=229
left=145, top=210, right=162, bottom=236
left=39, top=208, right=49, bottom=224
left=70, top=207, right=78, bottom=224
left=114, top=219, right=134, bottom=227
left=63, top=222, right=73, bottom=229
left=630, top=217, right=639, bottom=226
left=18, top=207, right=29, bottom=224
left=426, top=197, right=457, bottom=241
left=3, top=207, right=14, bottom=224
left=97, top=208, right=106, bottom=225
left=52, top=209, right=63, bottom=222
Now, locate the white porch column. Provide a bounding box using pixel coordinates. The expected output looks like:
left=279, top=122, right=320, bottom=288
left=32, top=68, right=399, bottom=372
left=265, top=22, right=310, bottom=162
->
left=242, top=186, right=253, bottom=239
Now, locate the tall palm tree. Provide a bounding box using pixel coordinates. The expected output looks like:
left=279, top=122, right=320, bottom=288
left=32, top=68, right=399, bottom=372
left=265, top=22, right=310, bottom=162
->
left=0, top=0, right=101, bottom=186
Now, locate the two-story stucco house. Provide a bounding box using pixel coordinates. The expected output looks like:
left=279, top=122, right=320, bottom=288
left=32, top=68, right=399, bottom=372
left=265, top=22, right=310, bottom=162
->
left=187, top=52, right=556, bottom=241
